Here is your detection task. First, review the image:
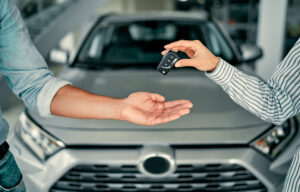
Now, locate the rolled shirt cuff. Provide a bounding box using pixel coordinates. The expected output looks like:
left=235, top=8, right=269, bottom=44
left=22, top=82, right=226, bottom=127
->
left=205, top=58, right=235, bottom=86
left=37, top=78, right=71, bottom=117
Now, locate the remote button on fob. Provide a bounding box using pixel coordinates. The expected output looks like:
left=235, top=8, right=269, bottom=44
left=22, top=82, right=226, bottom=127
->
left=157, top=50, right=180, bottom=75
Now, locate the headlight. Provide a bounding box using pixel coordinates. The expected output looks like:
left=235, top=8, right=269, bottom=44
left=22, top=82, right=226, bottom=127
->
left=251, top=119, right=297, bottom=159
left=16, top=112, right=65, bottom=161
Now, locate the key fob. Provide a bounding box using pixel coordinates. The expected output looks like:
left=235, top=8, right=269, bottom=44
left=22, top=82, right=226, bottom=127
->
left=157, top=50, right=180, bottom=75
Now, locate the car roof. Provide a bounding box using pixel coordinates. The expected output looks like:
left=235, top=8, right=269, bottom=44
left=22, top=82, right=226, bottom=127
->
left=102, top=11, right=209, bottom=24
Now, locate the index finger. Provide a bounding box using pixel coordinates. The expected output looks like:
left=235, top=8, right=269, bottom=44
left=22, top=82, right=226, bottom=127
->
left=164, top=40, right=197, bottom=50
left=161, top=46, right=190, bottom=55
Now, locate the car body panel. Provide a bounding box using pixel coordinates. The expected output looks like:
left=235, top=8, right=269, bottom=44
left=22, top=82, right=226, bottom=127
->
left=32, top=69, right=267, bottom=129
left=29, top=124, right=270, bottom=146
left=27, top=68, right=271, bottom=145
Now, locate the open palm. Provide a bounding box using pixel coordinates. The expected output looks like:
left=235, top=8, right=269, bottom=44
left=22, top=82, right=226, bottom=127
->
left=120, top=92, right=193, bottom=126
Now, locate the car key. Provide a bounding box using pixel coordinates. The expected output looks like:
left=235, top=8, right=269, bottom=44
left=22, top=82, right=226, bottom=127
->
left=157, top=50, right=180, bottom=75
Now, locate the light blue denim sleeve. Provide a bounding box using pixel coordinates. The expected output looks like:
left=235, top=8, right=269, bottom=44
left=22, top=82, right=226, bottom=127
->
left=0, top=0, right=70, bottom=117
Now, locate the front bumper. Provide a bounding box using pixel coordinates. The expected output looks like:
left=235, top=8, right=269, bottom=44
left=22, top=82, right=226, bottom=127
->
left=8, top=125, right=300, bottom=192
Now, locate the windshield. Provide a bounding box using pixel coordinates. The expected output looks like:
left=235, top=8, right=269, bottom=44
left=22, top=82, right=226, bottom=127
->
left=76, top=20, right=236, bottom=68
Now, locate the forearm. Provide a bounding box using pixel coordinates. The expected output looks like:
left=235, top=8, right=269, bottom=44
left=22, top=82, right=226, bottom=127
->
left=206, top=59, right=292, bottom=125
left=50, top=85, right=124, bottom=120
left=164, top=39, right=300, bottom=125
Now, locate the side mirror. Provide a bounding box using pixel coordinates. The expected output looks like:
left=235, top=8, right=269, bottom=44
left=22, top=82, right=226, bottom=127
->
left=239, top=44, right=263, bottom=63
left=49, top=49, right=69, bottom=65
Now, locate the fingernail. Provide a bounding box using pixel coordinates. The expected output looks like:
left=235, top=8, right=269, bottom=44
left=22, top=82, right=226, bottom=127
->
left=175, top=63, right=181, bottom=67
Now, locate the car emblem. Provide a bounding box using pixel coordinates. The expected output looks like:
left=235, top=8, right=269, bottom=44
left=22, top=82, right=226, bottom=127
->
left=138, top=145, right=176, bottom=178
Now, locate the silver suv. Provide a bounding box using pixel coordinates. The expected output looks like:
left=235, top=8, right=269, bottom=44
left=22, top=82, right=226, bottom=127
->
left=8, top=12, right=299, bottom=192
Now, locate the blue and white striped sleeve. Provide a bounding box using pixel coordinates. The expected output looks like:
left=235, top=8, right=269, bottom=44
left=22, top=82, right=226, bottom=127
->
left=206, top=38, right=300, bottom=125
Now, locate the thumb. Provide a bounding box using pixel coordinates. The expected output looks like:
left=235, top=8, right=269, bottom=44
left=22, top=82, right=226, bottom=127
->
left=149, top=93, right=165, bottom=102
left=175, top=59, right=196, bottom=68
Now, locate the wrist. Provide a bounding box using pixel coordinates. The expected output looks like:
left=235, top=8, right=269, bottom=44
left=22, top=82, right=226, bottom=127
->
left=112, top=98, right=127, bottom=121
left=92, top=96, right=126, bottom=120
left=205, top=58, right=235, bottom=86
left=209, top=56, right=220, bottom=72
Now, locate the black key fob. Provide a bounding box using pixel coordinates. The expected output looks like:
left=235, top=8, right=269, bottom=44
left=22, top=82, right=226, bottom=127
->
left=157, top=50, right=180, bottom=75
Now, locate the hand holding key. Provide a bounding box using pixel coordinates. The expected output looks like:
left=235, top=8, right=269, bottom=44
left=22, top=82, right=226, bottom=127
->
left=162, top=40, right=220, bottom=72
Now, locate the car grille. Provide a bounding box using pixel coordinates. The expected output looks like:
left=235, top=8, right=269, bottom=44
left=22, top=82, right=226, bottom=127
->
left=50, top=163, right=267, bottom=192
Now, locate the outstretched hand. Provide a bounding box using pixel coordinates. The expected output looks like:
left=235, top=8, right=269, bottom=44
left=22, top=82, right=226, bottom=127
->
left=162, top=40, right=219, bottom=72
left=120, top=92, right=193, bottom=126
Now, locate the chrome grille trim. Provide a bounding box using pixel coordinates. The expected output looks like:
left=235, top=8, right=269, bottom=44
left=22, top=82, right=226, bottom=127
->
left=50, top=163, right=267, bottom=192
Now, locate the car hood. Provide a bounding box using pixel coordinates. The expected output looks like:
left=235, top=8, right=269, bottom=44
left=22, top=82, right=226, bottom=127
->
left=27, top=67, right=271, bottom=145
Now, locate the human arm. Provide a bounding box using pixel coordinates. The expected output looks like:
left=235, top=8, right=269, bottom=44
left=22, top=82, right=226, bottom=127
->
left=162, top=39, right=300, bottom=125
left=51, top=85, right=192, bottom=126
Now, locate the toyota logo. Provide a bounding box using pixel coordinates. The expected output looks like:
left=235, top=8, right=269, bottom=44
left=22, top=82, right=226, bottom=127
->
left=138, top=146, right=176, bottom=178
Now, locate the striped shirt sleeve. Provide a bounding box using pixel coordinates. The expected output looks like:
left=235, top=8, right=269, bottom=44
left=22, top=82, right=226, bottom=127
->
left=206, top=38, right=300, bottom=125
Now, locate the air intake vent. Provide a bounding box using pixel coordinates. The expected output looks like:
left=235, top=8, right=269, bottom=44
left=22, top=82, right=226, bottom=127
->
left=50, top=163, right=266, bottom=191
